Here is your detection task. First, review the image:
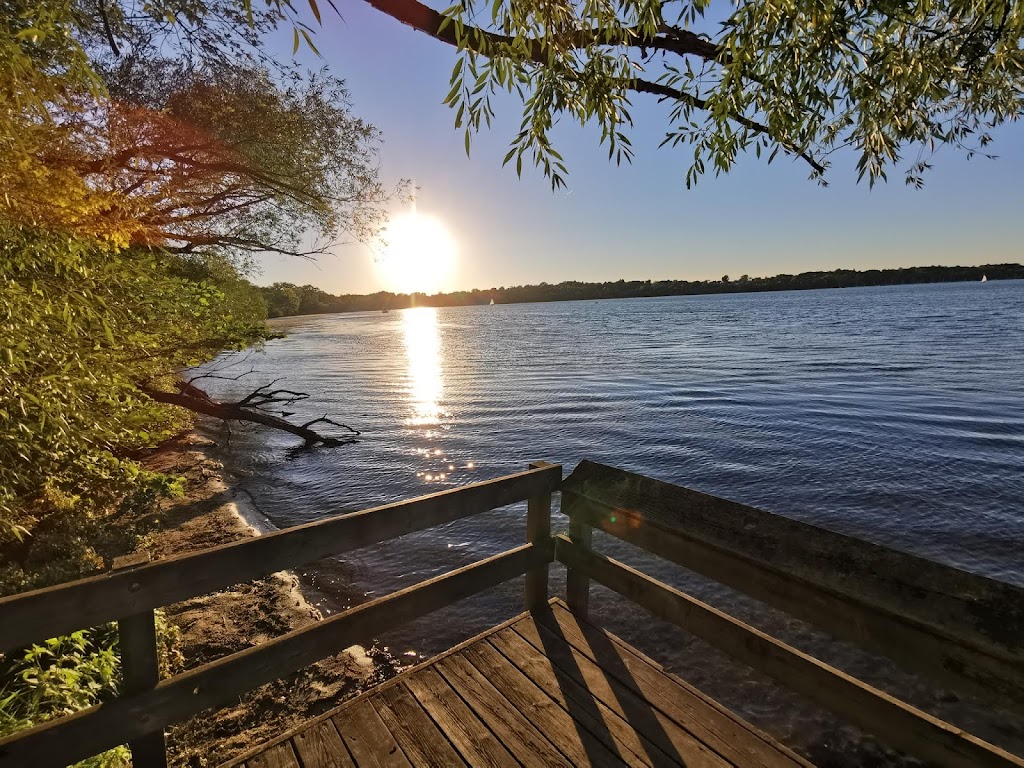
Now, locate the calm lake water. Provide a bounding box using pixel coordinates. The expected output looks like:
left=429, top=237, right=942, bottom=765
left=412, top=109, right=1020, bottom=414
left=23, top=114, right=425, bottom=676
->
left=202, top=280, right=1024, bottom=765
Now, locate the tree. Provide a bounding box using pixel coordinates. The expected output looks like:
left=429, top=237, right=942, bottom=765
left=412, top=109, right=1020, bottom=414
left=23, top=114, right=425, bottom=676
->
left=1, top=0, right=380, bottom=249
left=0, top=0, right=391, bottom=552
left=1, top=0, right=393, bottom=438
left=0, top=226, right=262, bottom=556
left=10, top=52, right=392, bottom=260
left=82, top=60, right=392, bottom=258
left=0, top=0, right=275, bottom=243
left=360, top=0, right=1024, bottom=188
left=264, top=283, right=303, bottom=318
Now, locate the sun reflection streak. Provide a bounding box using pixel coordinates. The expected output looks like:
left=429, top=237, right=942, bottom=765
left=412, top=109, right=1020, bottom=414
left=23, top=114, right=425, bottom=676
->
left=402, top=307, right=446, bottom=426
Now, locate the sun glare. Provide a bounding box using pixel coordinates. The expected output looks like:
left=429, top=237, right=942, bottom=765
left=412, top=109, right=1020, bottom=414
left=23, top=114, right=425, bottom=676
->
left=375, top=213, right=457, bottom=295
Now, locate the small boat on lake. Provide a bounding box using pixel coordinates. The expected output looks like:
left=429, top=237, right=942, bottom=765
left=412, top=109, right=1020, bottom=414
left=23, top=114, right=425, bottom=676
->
left=981, top=274, right=988, bottom=282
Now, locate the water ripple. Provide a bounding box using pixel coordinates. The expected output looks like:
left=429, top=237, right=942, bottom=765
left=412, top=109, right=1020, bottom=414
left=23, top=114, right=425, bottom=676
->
left=200, top=280, right=1024, bottom=763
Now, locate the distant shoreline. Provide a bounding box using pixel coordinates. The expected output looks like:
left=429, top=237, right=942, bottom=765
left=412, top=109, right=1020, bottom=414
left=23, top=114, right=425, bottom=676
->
left=262, top=264, right=1023, bottom=319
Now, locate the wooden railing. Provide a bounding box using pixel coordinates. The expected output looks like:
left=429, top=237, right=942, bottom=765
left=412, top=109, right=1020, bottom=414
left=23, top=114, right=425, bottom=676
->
left=0, top=461, right=562, bottom=768
left=556, top=460, right=1024, bottom=768
left=2, top=458, right=1021, bottom=768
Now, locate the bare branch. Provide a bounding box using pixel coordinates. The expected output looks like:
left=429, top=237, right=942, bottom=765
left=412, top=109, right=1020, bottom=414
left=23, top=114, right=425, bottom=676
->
left=139, top=380, right=360, bottom=447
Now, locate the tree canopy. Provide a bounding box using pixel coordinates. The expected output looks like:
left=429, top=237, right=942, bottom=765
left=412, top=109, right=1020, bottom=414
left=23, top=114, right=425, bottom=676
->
left=2, top=0, right=393, bottom=254
left=0, top=0, right=389, bottom=564
left=363, top=0, right=1024, bottom=188
left=92, top=61, right=388, bottom=257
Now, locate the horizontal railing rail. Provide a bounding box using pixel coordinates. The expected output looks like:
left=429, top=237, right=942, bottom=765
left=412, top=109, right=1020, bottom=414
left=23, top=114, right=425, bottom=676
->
left=0, top=462, right=561, bottom=768
left=1, top=543, right=551, bottom=768
left=0, top=463, right=561, bottom=652
left=555, top=536, right=1023, bottom=768
left=3, top=456, right=1018, bottom=768
left=560, top=460, right=1024, bottom=713
left=557, top=460, right=1024, bottom=768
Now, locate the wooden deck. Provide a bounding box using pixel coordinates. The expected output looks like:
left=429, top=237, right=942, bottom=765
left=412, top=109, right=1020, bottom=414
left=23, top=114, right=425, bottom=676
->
left=3, top=461, right=1019, bottom=768
left=227, top=599, right=809, bottom=768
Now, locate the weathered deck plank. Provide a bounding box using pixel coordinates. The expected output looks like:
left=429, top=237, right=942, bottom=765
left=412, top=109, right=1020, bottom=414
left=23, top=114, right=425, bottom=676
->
left=227, top=600, right=804, bottom=768
left=461, top=640, right=632, bottom=768
left=332, top=699, right=410, bottom=768
left=435, top=653, right=575, bottom=767
left=533, top=601, right=810, bottom=768
left=291, top=720, right=353, bottom=768
left=405, top=667, right=518, bottom=767
left=514, top=622, right=738, bottom=766
left=503, top=623, right=734, bottom=768
left=246, top=741, right=300, bottom=768
left=371, top=684, right=466, bottom=767
left=485, top=629, right=677, bottom=767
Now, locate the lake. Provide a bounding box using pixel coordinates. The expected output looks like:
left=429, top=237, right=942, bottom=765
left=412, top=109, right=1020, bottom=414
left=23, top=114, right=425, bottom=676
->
left=201, top=280, right=1024, bottom=764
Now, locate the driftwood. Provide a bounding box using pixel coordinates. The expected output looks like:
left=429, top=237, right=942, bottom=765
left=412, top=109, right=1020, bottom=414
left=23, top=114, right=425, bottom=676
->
left=139, top=380, right=359, bottom=446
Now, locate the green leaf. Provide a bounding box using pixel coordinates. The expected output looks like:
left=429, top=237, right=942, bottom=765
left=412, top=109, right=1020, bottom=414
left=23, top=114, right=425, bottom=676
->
left=102, top=320, right=115, bottom=347
left=300, top=28, right=320, bottom=56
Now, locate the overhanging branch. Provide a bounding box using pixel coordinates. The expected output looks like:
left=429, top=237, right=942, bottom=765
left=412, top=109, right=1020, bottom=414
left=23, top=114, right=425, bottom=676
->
left=631, top=79, right=827, bottom=175
left=361, top=0, right=719, bottom=62
left=359, top=0, right=823, bottom=173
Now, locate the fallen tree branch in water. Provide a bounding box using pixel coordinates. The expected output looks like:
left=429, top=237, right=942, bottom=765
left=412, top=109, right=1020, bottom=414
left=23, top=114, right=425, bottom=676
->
left=139, top=380, right=360, bottom=446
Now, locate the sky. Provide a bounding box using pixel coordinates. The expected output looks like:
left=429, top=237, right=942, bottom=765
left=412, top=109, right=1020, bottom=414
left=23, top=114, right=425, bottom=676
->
left=256, top=3, right=1024, bottom=295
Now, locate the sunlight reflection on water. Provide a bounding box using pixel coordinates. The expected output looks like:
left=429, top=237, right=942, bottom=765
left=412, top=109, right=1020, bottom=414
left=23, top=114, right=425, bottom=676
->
left=401, top=307, right=447, bottom=428
left=200, top=282, right=1024, bottom=766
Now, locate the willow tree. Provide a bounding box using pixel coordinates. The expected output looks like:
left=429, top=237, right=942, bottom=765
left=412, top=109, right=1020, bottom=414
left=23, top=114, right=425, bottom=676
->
left=0, top=1, right=384, bottom=569
left=361, top=0, right=1024, bottom=188
left=77, top=61, right=387, bottom=258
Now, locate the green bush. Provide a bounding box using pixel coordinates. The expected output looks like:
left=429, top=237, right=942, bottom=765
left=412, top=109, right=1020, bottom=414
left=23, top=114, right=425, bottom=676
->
left=0, top=613, right=182, bottom=767
left=0, top=225, right=267, bottom=586
left=0, top=224, right=264, bottom=762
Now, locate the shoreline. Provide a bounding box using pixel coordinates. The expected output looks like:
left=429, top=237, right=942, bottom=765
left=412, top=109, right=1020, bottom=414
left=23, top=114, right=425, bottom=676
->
left=136, top=425, right=379, bottom=766
left=261, top=269, right=1024, bottom=320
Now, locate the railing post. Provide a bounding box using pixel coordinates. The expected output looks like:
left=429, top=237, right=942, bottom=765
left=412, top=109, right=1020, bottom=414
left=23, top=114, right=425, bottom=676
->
left=525, top=461, right=557, bottom=611
left=563, top=491, right=592, bottom=618
left=113, top=553, right=167, bottom=768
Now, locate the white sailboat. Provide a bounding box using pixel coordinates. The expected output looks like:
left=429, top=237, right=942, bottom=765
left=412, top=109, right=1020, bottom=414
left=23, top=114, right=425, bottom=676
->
left=981, top=274, right=988, bottom=282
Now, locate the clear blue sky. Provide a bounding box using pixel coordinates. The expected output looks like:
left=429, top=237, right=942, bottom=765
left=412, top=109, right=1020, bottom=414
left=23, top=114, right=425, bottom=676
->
left=257, top=3, right=1024, bottom=295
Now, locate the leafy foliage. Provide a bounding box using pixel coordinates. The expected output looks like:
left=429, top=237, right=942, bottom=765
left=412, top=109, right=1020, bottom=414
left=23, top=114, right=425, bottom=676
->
left=263, top=283, right=305, bottom=318
left=0, top=616, right=182, bottom=768
left=2, top=0, right=393, bottom=253
left=0, top=0, right=391, bottom=757
left=84, top=60, right=391, bottom=257
left=370, top=0, right=1024, bottom=186
left=0, top=225, right=269, bottom=574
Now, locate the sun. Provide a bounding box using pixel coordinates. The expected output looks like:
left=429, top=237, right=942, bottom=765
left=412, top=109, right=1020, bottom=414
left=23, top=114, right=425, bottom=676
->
left=374, top=213, right=457, bottom=295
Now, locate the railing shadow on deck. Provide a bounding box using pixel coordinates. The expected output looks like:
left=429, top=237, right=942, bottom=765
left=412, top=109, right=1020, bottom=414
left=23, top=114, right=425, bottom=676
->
left=530, top=603, right=688, bottom=767
left=0, top=457, right=1021, bottom=768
